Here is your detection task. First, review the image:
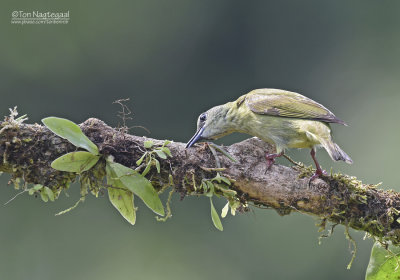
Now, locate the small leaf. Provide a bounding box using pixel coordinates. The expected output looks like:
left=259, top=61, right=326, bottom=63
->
left=51, top=152, right=100, bottom=173
left=136, top=152, right=147, bottom=166
left=221, top=202, right=229, bottom=218
left=220, top=176, right=231, bottom=186
left=210, top=198, right=223, bottom=231
left=44, top=187, right=55, bottom=202
left=144, top=140, right=154, bottom=149
left=155, top=150, right=167, bottom=159
left=205, top=181, right=215, bottom=197
left=230, top=201, right=239, bottom=216
left=40, top=191, right=48, bottom=202
left=28, top=189, right=35, bottom=195
left=366, top=241, right=400, bottom=279
left=155, top=159, right=160, bottom=173
left=224, top=190, right=237, bottom=197
left=214, top=183, right=228, bottom=190
left=142, top=162, right=152, bottom=176
left=214, top=184, right=236, bottom=197
left=42, top=117, right=99, bottom=155
left=33, top=184, right=43, bottom=191
left=108, top=186, right=136, bottom=225
left=107, top=162, right=165, bottom=216
left=162, top=140, right=171, bottom=147
left=161, top=147, right=172, bottom=157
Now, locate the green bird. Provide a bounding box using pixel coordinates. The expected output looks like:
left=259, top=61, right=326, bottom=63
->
left=186, top=88, right=352, bottom=180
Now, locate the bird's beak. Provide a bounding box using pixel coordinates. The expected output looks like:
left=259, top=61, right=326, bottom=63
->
left=186, top=126, right=205, bottom=148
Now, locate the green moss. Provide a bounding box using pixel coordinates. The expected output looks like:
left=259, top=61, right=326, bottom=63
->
left=295, top=164, right=397, bottom=245
left=316, top=172, right=400, bottom=246
left=296, top=163, right=314, bottom=178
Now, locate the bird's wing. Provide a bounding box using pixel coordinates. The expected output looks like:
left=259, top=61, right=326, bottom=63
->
left=243, top=89, right=346, bottom=125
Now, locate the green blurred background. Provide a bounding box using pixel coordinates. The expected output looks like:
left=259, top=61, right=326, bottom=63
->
left=1, top=1, right=400, bottom=279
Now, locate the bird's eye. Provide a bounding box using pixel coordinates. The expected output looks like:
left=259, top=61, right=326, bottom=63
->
left=199, top=113, right=207, bottom=122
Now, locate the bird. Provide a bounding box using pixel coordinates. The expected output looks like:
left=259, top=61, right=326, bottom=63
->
left=185, top=88, right=352, bottom=181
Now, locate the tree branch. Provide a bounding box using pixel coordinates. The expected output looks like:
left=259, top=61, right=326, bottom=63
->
left=1, top=117, right=400, bottom=245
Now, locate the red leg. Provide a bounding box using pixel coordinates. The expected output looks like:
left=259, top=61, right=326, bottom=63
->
left=309, top=148, right=327, bottom=182
left=266, top=151, right=284, bottom=169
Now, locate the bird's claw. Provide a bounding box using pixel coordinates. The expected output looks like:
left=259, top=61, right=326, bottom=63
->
left=308, top=169, right=328, bottom=186
left=266, top=159, right=274, bottom=170
left=265, top=151, right=284, bottom=171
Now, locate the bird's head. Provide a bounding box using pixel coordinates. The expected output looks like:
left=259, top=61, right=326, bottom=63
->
left=186, top=104, right=234, bottom=148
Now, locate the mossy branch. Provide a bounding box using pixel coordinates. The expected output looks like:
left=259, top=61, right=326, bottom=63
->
left=1, top=117, right=400, bottom=245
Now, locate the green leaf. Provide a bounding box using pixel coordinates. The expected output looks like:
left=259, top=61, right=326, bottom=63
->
left=40, top=191, right=48, bottom=202
left=42, top=117, right=99, bottom=155
left=144, top=140, right=154, bottom=149
left=44, top=187, right=55, bottom=202
left=161, top=147, right=172, bottom=157
left=205, top=181, right=215, bottom=197
left=33, top=184, right=43, bottom=191
left=155, top=159, right=160, bottom=173
left=201, top=182, right=208, bottom=191
left=366, top=242, right=400, bottom=279
left=221, top=201, right=229, bottom=218
left=107, top=162, right=165, bottom=216
left=155, top=150, right=167, bottom=159
left=142, top=162, right=152, bottom=176
left=230, top=200, right=239, bottom=216
left=220, top=176, right=231, bottom=186
left=51, top=151, right=100, bottom=173
left=136, top=152, right=147, bottom=166
left=214, top=182, right=228, bottom=190
left=162, top=140, right=171, bottom=147
left=107, top=187, right=136, bottom=226
left=213, top=173, right=231, bottom=185
left=214, top=183, right=236, bottom=197
left=210, top=198, right=223, bottom=231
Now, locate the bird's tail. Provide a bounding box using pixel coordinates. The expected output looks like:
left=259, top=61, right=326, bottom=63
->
left=320, top=139, right=353, bottom=164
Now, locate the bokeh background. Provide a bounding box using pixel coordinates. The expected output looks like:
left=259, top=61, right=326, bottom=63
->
left=1, top=1, right=400, bottom=279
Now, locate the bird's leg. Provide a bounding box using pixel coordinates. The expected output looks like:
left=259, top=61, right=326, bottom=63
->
left=309, top=148, right=327, bottom=182
left=265, top=151, right=284, bottom=170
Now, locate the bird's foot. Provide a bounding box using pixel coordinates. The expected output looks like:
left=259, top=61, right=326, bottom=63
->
left=265, top=151, right=284, bottom=170
left=308, top=168, right=328, bottom=186
left=308, top=148, right=328, bottom=186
